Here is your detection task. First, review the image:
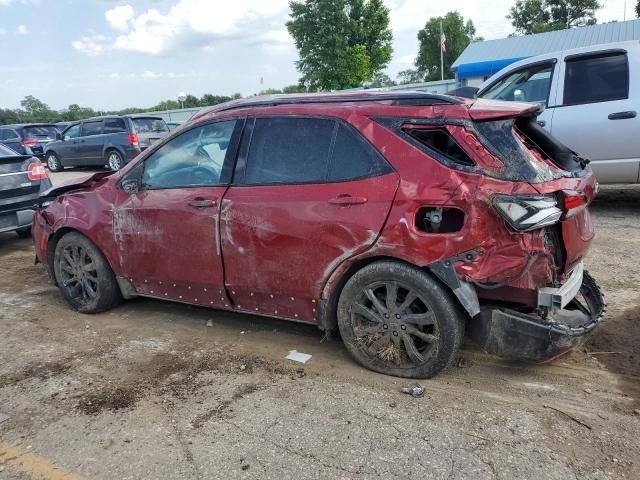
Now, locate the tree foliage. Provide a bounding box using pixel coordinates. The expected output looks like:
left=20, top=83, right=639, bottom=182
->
left=287, top=0, right=393, bottom=90
left=408, top=11, right=478, bottom=82
left=508, top=0, right=601, bottom=35
left=636, top=0, right=639, bottom=17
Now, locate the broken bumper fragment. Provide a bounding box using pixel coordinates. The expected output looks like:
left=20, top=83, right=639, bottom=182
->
left=469, top=264, right=605, bottom=362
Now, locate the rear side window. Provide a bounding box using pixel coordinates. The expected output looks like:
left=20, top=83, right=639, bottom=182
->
left=406, top=128, right=474, bottom=166
left=104, top=118, right=127, bottom=133
left=244, top=117, right=334, bottom=184
left=1, top=128, right=20, bottom=140
left=81, top=121, right=103, bottom=136
left=563, top=52, right=629, bottom=105
left=328, top=124, right=391, bottom=181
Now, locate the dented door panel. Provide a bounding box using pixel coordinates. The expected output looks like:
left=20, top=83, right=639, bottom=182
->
left=220, top=174, right=399, bottom=322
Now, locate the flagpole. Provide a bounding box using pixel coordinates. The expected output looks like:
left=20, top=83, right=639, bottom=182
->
left=440, top=20, right=444, bottom=81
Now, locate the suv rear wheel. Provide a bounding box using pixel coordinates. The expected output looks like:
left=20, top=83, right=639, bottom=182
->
left=53, top=232, right=122, bottom=313
left=46, top=152, right=63, bottom=172
left=106, top=150, right=124, bottom=171
left=337, top=261, right=464, bottom=378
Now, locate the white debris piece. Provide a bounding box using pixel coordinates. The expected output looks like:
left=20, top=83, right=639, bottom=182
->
left=286, top=350, right=312, bottom=364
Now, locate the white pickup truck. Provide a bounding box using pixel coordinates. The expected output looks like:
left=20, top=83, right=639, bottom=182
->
left=476, top=40, right=640, bottom=184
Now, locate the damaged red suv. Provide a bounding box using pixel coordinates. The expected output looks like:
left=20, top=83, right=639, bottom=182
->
left=33, top=92, right=605, bottom=378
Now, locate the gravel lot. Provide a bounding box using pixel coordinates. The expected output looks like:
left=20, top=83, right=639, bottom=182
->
left=0, top=171, right=638, bottom=479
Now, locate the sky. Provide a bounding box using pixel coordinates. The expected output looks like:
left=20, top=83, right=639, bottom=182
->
left=0, top=0, right=632, bottom=111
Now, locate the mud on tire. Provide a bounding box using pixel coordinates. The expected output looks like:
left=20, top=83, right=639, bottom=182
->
left=53, top=232, right=122, bottom=313
left=337, top=261, right=465, bottom=379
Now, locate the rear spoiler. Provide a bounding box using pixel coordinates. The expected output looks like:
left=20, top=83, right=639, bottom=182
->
left=468, top=98, right=541, bottom=121
left=0, top=154, right=35, bottom=165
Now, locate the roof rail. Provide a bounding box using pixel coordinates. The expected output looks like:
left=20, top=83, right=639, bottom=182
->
left=204, top=91, right=460, bottom=115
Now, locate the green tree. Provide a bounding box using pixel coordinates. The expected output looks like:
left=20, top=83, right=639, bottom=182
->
left=396, top=69, right=423, bottom=84
left=414, top=12, right=478, bottom=82
left=366, top=72, right=396, bottom=88
left=287, top=0, right=393, bottom=90
left=508, top=0, right=601, bottom=35
left=20, top=95, right=57, bottom=122
left=636, top=0, right=639, bottom=17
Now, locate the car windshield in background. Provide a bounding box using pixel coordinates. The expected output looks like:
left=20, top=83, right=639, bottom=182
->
left=0, top=143, right=19, bottom=157
left=133, top=118, right=169, bottom=134
left=23, top=126, right=58, bottom=139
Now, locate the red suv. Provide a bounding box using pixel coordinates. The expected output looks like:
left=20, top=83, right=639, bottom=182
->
left=33, top=92, right=605, bottom=378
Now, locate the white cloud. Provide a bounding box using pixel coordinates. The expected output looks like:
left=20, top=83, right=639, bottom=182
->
left=105, top=4, right=134, bottom=30
left=111, top=0, right=291, bottom=55
left=109, top=72, right=120, bottom=79
left=0, top=0, right=14, bottom=6
left=17, top=24, right=28, bottom=34
left=0, top=28, right=5, bottom=34
left=142, top=70, right=162, bottom=78
left=72, top=34, right=109, bottom=56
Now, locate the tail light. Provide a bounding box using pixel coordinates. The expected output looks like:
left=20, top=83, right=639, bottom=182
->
left=492, top=195, right=562, bottom=232
left=27, top=162, right=49, bottom=181
left=559, top=190, right=588, bottom=219
left=128, top=133, right=139, bottom=146
left=21, top=139, right=39, bottom=147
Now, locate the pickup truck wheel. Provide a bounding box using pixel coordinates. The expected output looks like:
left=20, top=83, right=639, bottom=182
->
left=46, top=152, right=63, bottom=172
left=337, top=261, right=464, bottom=379
left=106, top=150, right=124, bottom=171
left=53, top=232, right=122, bottom=313
left=15, top=227, right=31, bottom=239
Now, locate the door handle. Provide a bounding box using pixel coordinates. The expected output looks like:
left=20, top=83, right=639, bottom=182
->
left=537, top=120, right=546, bottom=127
left=189, top=199, right=215, bottom=208
left=608, top=111, right=637, bottom=120
left=328, top=194, right=368, bottom=206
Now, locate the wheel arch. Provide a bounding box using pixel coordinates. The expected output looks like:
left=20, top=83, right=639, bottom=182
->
left=319, top=255, right=462, bottom=333
left=103, top=145, right=125, bottom=160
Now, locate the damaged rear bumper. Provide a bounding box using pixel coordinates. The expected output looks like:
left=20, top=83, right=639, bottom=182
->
left=469, top=265, right=605, bottom=362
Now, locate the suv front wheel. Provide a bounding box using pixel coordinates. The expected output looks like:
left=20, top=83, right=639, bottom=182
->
left=337, top=261, right=464, bottom=378
left=46, top=152, right=63, bottom=172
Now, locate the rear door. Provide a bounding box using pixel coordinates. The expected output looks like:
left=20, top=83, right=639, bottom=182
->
left=221, top=116, right=399, bottom=322
left=78, top=120, right=104, bottom=165
left=551, top=48, right=639, bottom=183
left=114, top=119, right=241, bottom=306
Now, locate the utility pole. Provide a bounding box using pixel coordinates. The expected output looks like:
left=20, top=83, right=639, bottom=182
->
left=440, top=20, right=444, bottom=81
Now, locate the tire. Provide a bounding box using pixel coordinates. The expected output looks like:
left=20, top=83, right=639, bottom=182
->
left=15, top=227, right=32, bottom=239
left=46, top=152, right=63, bottom=172
left=337, top=261, right=465, bottom=379
left=106, top=150, right=124, bottom=171
left=53, top=232, right=122, bottom=313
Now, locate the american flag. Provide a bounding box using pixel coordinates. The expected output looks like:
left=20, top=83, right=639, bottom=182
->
left=441, top=31, right=446, bottom=52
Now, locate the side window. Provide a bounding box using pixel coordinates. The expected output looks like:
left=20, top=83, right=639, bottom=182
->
left=2, top=129, right=20, bottom=141
left=243, top=117, right=334, bottom=185
left=563, top=52, right=629, bottom=105
left=81, top=121, right=103, bottom=137
left=104, top=118, right=127, bottom=134
left=405, top=128, right=475, bottom=167
left=481, top=63, right=554, bottom=104
left=328, top=124, right=392, bottom=181
left=0, top=129, right=7, bottom=141
left=63, top=124, right=81, bottom=139
left=142, top=120, right=236, bottom=189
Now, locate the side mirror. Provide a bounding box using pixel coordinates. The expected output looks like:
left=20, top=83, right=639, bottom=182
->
left=56, top=132, right=63, bottom=141
left=121, top=177, right=140, bottom=195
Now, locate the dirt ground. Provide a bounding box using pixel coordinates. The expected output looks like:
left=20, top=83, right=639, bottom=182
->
left=0, top=172, right=639, bottom=479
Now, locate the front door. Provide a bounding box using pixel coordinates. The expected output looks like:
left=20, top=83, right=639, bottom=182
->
left=221, top=116, right=399, bottom=322
left=78, top=120, right=104, bottom=166
left=59, top=124, right=82, bottom=164
left=551, top=49, right=640, bottom=184
left=115, top=119, right=242, bottom=307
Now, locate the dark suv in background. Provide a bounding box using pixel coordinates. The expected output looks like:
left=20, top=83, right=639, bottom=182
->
left=44, top=115, right=169, bottom=171
left=0, top=124, right=59, bottom=158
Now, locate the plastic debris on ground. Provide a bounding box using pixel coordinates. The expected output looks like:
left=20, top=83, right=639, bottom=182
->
left=401, top=384, right=425, bottom=398
left=285, top=350, right=312, bottom=364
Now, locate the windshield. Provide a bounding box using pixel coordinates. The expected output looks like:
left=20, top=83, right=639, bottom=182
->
left=133, top=118, right=169, bottom=134
left=23, top=125, right=58, bottom=139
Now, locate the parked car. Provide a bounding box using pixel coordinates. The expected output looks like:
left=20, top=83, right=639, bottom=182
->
left=0, top=143, right=51, bottom=237
left=0, top=123, right=59, bottom=158
left=32, top=92, right=604, bottom=378
left=474, top=40, right=640, bottom=184
left=166, top=121, right=183, bottom=131
left=44, top=115, right=169, bottom=172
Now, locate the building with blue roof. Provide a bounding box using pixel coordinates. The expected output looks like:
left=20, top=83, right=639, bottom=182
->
left=452, top=18, right=640, bottom=86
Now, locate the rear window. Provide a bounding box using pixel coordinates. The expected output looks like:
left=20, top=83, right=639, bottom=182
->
left=23, top=126, right=57, bottom=139
left=0, top=143, right=18, bottom=157
left=133, top=118, right=169, bottom=134
left=564, top=52, right=629, bottom=105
